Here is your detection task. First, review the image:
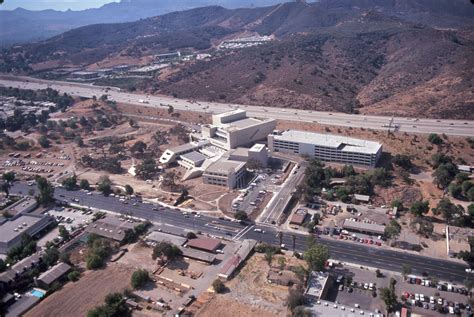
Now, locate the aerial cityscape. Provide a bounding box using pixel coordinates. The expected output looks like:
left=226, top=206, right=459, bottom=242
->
left=0, top=0, right=473, bottom=317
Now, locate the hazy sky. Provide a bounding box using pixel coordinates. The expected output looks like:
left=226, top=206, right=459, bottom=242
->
left=1, top=0, right=119, bottom=11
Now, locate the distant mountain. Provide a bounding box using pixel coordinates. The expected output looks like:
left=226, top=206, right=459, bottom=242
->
left=1, top=0, right=473, bottom=118
left=0, top=0, right=292, bottom=46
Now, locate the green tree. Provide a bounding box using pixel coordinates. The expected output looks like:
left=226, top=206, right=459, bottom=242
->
left=212, top=279, right=226, bottom=293
left=384, top=220, right=401, bottom=239
left=97, top=175, right=112, bottom=196
left=186, top=232, right=197, bottom=239
left=74, top=135, right=84, bottom=147
left=448, top=183, right=462, bottom=198
left=234, top=211, right=248, bottom=221
left=125, top=184, right=134, bottom=195
left=265, top=250, right=275, bottom=266
left=59, top=225, right=70, bottom=240
left=303, top=244, right=329, bottom=271
left=432, top=163, right=457, bottom=189
left=2, top=171, right=15, bottom=182
left=392, top=154, right=412, bottom=169
left=87, top=254, right=103, bottom=270
left=38, top=135, right=50, bottom=148
left=152, top=242, right=182, bottom=262
left=62, top=174, right=77, bottom=190
left=342, top=164, right=356, bottom=177
left=68, top=270, right=80, bottom=282
left=130, top=141, right=147, bottom=154
left=1, top=182, right=10, bottom=197
left=380, top=286, right=397, bottom=313
left=80, top=179, right=90, bottom=190
left=433, top=198, right=463, bottom=224
left=131, top=269, right=150, bottom=289
left=410, top=201, right=430, bottom=217
left=36, top=176, right=55, bottom=205
left=43, top=247, right=59, bottom=266
left=390, top=199, right=404, bottom=211
left=428, top=133, right=443, bottom=145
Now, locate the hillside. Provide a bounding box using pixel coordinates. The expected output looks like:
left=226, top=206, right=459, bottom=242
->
left=1, top=0, right=474, bottom=118
left=0, top=0, right=288, bottom=46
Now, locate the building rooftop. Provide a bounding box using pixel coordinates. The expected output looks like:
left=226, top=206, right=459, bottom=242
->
left=229, top=147, right=250, bottom=158
left=37, top=262, right=71, bottom=286
left=181, top=151, right=207, bottom=164
left=0, top=215, right=45, bottom=245
left=85, top=216, right=136, bottom=241
left=249, top=143, right=266, bottom=152
left=3, top=197, right=37, bottom=216
left=168, top=141, right=208, bottom=154
left=273, top=130, right=382, bottom=155
left=179, top=247, right=216, bottom=263
left=205, top=158, right=246, bottom=176
left=354, top=194, right=371, bottom=202
left=305, top=271, right=330, bottom=299
left=185, top=237, right=221, bottom=252
left=290, top=210, right=308, bottom=225
left=146, top=231, right=188, bottom=247
left=342, top=219, right=385, bottom=235
left=221, top=117, right=264, bottom=131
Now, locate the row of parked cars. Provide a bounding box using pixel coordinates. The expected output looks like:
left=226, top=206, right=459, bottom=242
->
left=404, top=292, right=468, bottom=314
left=407, top=277, right=469, bottom=295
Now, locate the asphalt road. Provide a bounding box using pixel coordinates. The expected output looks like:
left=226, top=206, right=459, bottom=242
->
left=10, top=182, right=470, bottom=284
left=1, top=76, right=473, bottom=137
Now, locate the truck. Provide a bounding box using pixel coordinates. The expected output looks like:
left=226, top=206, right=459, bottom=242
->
left=138, top=99, right=149, bottom=104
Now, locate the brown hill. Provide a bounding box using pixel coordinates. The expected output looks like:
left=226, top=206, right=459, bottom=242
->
left=1, top=0, right=473, bottom=118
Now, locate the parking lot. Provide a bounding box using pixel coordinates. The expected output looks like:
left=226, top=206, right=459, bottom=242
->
left=327, top=264, right=472, bottom=316
left=45, top=207, right=95, bottom=231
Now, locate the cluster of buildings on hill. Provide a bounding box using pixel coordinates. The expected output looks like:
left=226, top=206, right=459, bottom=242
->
left=0, top=96, right=56, bottom=120
left=159, top=109, right=383, bottom=189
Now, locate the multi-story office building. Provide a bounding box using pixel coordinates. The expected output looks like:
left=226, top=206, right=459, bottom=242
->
left=268, top=130, right=382, bottom=167
left=201, top=110, right=276, bottom=150
left=202, top=158, right=247, bottom=188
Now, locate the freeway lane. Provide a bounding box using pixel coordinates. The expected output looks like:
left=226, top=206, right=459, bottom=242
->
left=10, top=182, right=469, bottom=283
left=10, top=183, right=245, bottom=239
left=245, top=228, right=470, bottom=284
left=1, top=76, right=473, bottom=136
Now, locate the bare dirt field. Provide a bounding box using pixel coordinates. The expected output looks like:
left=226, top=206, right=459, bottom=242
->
left=24, top=266, right=132, bottom=317
left=195, top=253, right=305, bottom=317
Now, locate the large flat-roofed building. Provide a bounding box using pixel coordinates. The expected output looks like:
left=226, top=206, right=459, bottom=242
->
left=268, top=130, right=382, bottom=167
left=201, top=110, right=276, bottom=150
left=0, top=215, right=54, bottom=254
left=85, top=216, right=136, bottom=242
left=202, top=158, right=247, bottom=189
left=342, top=219, right=385, bottom=236
left=3, top=197, right=38, bottom=217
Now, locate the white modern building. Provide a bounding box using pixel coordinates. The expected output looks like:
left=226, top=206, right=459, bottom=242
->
left=268, top=130, right=382, bottom=167
left=201, top=110, right=276, bottom=150
left=159, top=140, right=209, bottom=165
left=228, top=143, right=268, bottom=168
left=202, top=158, right=247, bottom=189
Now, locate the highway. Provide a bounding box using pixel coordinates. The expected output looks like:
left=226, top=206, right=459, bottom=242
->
left=1, top=76, right=473, bottom=137
left=10, top=182, right=470, bottom=284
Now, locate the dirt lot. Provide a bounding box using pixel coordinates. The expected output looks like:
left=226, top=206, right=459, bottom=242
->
left=24, top=266, right=132, bottom=317
left=197, top=296, right=277, bottom=317
left=195, top=253, right=305, bottom=317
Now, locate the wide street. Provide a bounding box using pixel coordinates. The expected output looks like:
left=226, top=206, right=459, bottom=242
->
left=10, top=182, right=470, bottom=284
left=1, top=76, right=473, bottom=137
